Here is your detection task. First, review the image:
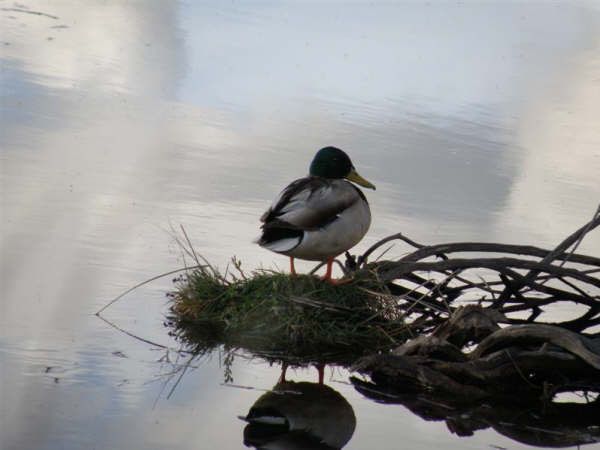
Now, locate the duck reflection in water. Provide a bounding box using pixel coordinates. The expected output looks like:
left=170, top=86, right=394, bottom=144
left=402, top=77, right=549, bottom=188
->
left=240, top=366, right=356, bottom=450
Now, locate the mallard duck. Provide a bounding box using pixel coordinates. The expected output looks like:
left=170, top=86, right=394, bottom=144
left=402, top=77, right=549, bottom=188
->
left=257, top=146, right=375, bottom=282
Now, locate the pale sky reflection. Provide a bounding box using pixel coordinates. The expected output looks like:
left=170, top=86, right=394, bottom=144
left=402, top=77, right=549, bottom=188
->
left=1, top=1, right=599, bottom=450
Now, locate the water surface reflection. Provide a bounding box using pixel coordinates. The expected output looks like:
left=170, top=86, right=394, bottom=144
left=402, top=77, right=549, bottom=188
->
left=242, top=379, right=356, bottom=450
left=1, top=1, right=600, bottom=449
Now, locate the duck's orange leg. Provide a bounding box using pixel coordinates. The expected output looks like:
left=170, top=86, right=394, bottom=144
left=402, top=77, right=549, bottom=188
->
left=321, top=257, right=334, bottom=282
left=289, top=257, right=297, bottom=276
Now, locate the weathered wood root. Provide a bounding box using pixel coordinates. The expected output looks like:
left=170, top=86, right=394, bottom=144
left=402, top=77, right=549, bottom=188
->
left=351, top=206, right=600, bottom=334
left=352, top=306, right=600, bottom=401
left=471, top=323, right=600, bottom=369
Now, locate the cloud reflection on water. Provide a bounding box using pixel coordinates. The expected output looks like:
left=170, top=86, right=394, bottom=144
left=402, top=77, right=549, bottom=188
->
left=1, top=1, right=600, bottom=450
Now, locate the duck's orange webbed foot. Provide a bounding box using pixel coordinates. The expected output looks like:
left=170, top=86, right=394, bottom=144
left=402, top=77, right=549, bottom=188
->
left=319, top=257, right=352, bottom=285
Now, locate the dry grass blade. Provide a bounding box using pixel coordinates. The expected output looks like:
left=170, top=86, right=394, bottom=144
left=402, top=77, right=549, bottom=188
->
left=95, top=265, right=203, bottom=315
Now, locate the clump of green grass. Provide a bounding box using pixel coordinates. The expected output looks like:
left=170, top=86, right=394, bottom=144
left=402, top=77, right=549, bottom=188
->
left=167, top=265, right=409, bottom=361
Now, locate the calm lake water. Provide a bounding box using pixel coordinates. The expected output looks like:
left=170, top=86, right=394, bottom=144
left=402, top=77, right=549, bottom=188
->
left=2, top=1, right=600, bottom=449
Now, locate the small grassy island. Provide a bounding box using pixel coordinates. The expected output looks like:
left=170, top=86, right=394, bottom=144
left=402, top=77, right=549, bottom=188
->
left=168, top=268, right=408, bottom=362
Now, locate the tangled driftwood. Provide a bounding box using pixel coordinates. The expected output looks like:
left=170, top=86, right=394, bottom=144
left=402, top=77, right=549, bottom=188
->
left=352, top=305, right=600, bottom=399
left=350, top=304, right=600, bottom=447
left=347, top=207, right=600, bottom=447
left=346, top=206, right=600, bottom=336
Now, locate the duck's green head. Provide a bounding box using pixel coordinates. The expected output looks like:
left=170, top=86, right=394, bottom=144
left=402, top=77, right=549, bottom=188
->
left=309, top=146, right=376, bottom=190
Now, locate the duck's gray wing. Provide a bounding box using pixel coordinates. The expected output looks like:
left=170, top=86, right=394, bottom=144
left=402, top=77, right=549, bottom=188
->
left=261, top=177, right=360, bottom=231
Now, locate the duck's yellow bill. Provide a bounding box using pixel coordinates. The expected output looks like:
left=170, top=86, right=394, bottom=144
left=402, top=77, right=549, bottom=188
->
left=346, top=168, right=376, bottom=190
